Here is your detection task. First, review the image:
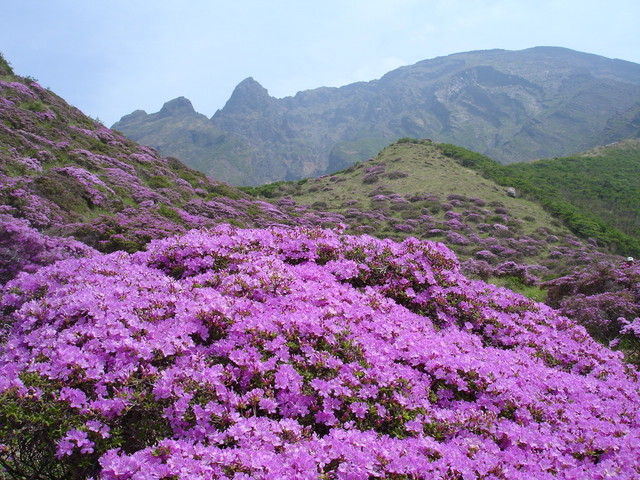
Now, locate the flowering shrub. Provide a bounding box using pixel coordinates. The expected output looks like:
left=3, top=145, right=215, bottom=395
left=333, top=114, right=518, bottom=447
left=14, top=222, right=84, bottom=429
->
left=362, top=173, right=379, bottom=184
left=385, top=170, right=408, bottom=179
left=445, top=231, right=469, bottom=245
left=0, top=214, right=95, bottom=284
left=1, top=226, right=639, bottom=479
left=51, top=166, right=115, bottom=206
left=545, top=261, right=640, bottom=364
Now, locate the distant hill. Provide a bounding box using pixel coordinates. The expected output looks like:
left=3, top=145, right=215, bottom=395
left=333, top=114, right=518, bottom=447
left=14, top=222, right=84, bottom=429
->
left=505, top=139, right=640, bottom=240
left=113, top=47, right=640, bottom=185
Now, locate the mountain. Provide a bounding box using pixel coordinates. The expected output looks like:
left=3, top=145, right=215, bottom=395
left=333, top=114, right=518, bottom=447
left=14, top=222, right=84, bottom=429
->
left=113, top=47, right=640, bottom=186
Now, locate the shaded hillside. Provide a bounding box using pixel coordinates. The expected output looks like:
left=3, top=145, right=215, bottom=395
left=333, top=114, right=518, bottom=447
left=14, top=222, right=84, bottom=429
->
left=114, top=47, right=640, bottom=185
left=242, top=140, right=618, bottom=288
left=110, top=97, right=260, bottom=186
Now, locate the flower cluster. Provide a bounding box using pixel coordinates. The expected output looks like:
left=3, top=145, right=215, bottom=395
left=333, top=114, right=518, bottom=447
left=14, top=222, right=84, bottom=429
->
left=0, top=214, right=95, bottom=285
left=1, top=226, right=638, bottom=479
left=545, top=260, right=640, bottom=364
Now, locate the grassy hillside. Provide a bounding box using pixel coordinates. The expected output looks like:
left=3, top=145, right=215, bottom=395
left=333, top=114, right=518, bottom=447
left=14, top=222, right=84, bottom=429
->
left=242, top=140, right=617, bottom=289
left=505, top=139, right=640, bottom=241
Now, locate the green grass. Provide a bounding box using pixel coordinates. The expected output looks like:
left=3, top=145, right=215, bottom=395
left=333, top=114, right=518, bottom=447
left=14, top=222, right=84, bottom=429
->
left=436, top=140, right=640, bottom=256
left=487, top=277, right=547, bottom=302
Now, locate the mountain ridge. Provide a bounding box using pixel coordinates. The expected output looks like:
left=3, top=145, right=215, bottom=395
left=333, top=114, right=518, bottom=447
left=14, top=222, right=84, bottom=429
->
left=113, top=46, right=640, bottom=185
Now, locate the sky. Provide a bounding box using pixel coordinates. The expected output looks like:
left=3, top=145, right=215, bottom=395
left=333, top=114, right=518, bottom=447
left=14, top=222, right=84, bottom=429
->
left=2, top=0, right=639, bottom=126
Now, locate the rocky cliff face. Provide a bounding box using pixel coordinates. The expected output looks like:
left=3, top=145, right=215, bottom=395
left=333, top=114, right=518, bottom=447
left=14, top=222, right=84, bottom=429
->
left=113, top=47, right=640, bottom=185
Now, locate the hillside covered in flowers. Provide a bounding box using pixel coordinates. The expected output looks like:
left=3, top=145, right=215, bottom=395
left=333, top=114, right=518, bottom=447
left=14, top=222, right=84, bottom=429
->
left=0, top=53, right=345, bottom=284
left=1, top=54, right=640, bottom=479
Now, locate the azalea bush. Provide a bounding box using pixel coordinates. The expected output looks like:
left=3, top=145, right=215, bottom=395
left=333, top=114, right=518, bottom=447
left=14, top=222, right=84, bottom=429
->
left=0, top=214, right=95, bottom=284
left=1, top=226, right=639, bottom=479
left=545, top=261, right=640, bottom=365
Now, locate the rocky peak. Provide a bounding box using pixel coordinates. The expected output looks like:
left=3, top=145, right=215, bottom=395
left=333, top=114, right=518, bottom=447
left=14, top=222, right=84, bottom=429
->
left=217, top=77, right=274, bottom=115
left=159, top=96, right=196, bottom=117
left=115, top=109, right=148, bottom=124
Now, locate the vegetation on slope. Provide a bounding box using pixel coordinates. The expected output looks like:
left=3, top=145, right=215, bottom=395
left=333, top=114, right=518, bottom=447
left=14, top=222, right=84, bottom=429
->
left=436, top=140, right=640, bottom=257
left=0, top=56, right=299, bottom=258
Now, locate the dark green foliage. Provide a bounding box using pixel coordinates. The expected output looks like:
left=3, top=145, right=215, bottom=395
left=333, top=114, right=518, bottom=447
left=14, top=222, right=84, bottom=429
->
left=0, top=52, right=13, bottom=76
left=157, top=203, right=182, bottom=222
left=436, top=144, right=501, bottom=172
left=146, top=175, right=173, bottom=189
left=239, top=181, right=294, bottom=198
left=437, top=142, right=640, bottom=257
left=205, top=183, right=244, bottom=200
left=20, top=99, right=48, bottom=113
left=0, top=373, right=105, bottom=480
left=33, top=173, right=92, bottom=214
left=167, top=157, right=208, bottom=188
left=0, top=371, right=173, bottom=480
left=504, top=146, right=640, bottom=236
left=396, top=137, right=421, bottom=145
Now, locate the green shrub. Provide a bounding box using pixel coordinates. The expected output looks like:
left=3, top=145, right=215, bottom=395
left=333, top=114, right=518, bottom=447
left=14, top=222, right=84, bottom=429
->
left=205, top=183, right=244, bottom=200
left=147, top=175, right=173, bottom=189
left=157, top=204, right=182, bottom=222
left=33, top=173, right=91, bottom=214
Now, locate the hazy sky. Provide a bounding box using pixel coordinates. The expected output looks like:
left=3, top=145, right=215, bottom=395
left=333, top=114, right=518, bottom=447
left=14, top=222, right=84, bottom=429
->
left=2, top=0, right=639, bottom=125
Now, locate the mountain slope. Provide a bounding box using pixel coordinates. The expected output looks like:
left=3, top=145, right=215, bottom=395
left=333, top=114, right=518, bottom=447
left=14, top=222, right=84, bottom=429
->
left=0, top=54, right=299, bottom=274
left=503, top=139, right=640, bottom=238
left=113, top=47, right=640, bottom=185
